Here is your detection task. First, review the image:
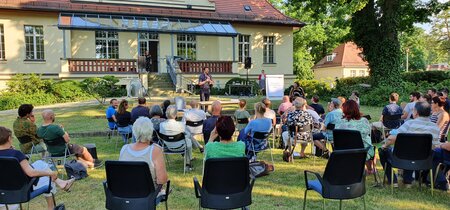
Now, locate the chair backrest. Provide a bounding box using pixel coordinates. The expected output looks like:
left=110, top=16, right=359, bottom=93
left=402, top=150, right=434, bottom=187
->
left=326, top=123, right=335, bottom=130
left=105, top=161, right=155, bottom=198
left=43, top=137, right=67, bottom=156
left=202, top=157, right=250, bottom=195
left=382, top=114, right=402, bottom=121
left=252, top=132, right=270, bottom=140
left=321, top=149, right=367, bottom=200
left=393, top=133, right=432, bottom=161
left=332, top=129, right=364, bottom=150
left=186, top=120, right=204, bottom=127
left=157, top=132, right=185, bottom=143
left=0, top=157, right=33, bottom=204
left=16, top=136, right=32, bottom=145
left=237, top=118, right=249, bottom=124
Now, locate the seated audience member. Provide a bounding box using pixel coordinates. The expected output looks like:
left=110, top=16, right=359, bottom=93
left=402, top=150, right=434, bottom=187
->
left=13, top=104, right=47, bottom=155
left=282, top=98, right=319, bottom=158
left=430, top=96, right=450, bottom=135
left=402, top=92, right=420, bottom=121
left=203, top=101, right=222, bottom=143
left=205, top=116, right=245, bottom=159
left=0, top=126, right=75, bottom=210
left=440, top=88, right=450, bottom=113
left=131, top=97, right=150, bottom=123
left=349, top=91, right=360, bottom=106
left=149, top=105, right=166, bottom=132
left=419, top=93, right=432, bottom=104
left=161, top=100, right=171, bottom=119
left=234, top=99, right=251, bottom=132
left=428, top=88, right=437, bottom=98
left=277, top=96, right=293, bottom=116
left=159, top=105, right=193, bottom=170
left=262, top=98, right=277, bottom=126
left=432, top=142, right=450, bottom=191
left=380, top=102, right=440, bottom=186
left=238, top=102, right=273, bottom=160
left=106, top=99, right=118, bottom=130
left=289, top=81, right=305, bottom=99
left=309, top=95, right=325, bottom=116
left=335, top=100, right=375, bottom=170
left=312, top=98, right=343, bottom=142
left=372, top=93, right=403, bottom=131
left=37, top=109, right=101, bottom=168
left=183, top=100, right=206, bottom=153
left=115, top=100, right=133, bottom=144
left=119, top=117, right=168, bottom=197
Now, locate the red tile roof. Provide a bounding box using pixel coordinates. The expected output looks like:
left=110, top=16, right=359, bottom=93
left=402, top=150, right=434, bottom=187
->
left=0, top=0, right=304, bottom=27
left=313, top=42, right=368, bottom=69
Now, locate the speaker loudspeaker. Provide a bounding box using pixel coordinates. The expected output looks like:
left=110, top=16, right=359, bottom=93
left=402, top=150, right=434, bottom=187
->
left=244, top=57, right=252, bottom=69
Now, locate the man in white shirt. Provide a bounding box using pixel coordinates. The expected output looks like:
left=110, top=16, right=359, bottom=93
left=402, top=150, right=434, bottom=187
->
left=183, top=100, right=206, bottom=153
left=159, top=105, right=193, bottom=169
left=401, top=92, right=420, bottom=121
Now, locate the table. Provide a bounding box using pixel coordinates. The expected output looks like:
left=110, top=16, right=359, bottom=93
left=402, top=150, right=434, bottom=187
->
left=228, top=84, right=253, bottom=95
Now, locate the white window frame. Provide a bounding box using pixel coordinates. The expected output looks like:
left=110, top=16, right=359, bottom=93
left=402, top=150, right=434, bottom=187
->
left=238, top=35, right=250, bottom=63
left=351, top=70, right=357, bottom=77
left=177, top=34, right=196, bottom=60
left=95, top=31, right=119, bottom=59
left=263, top=36, right=275, bottom=64
left=0, top=24, right=4, bottom=60
left=326, top=53, right=336, bottom=62
left=24, top=25, right=44, bottom=60
left=138, top=32, right=159, bottom=56
left=359, top=70, right=366, bottom=76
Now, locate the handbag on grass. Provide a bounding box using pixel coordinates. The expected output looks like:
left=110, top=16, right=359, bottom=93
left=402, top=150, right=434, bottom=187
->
left=64, top=160, right=88, bottom=180
left=249, top=161, right=274, bottom=178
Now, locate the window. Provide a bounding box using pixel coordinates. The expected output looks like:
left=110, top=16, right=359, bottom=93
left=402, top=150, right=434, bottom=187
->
left=95, top=31, right=119, bottom=59
left=326, top=53, right=336, bottom=62
left=359, top=70, right=366, bottom=76
left=24, top=25, right=44, bottom=60
left=177, top=34, right=196, bottom=60
left=351, top=70, right=357, bottom=77
left=263, top=36, right=275, bottom=63
left=238, top=35, right=250, bottom=63
left=0, top=24, right=4, bottom=60
left=139, top=33, right=158, bottom=56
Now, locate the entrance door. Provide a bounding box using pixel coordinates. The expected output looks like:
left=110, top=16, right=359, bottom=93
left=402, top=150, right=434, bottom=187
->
left=148, top=41, right=158, bottom=73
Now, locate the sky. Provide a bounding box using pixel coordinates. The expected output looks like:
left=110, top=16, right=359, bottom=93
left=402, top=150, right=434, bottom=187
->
left=416, top=0, right=449, bottom=33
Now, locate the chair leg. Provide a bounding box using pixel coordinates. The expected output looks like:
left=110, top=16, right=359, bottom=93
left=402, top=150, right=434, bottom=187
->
left=363, top=195, right=366, bottom=210
left=419, top=170, right=422, bottom=188
left=322, top=198, right=325, bottom=210
left=391, top=168, right=394, bottom=194
left=339, top=200, right=342, bottom=210
left=302, top=190, right=307, bottom=210
left=435, top=163, right=442, bottom=186
left=183, top=150, right=187, bottom=175
left=165, top=200, right=168, bottom=210
left=430, top=169, right=434, bottom=196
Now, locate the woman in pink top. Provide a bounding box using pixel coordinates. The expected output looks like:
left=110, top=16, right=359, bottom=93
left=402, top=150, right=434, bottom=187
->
left=278, top=96, right=293, bottom=116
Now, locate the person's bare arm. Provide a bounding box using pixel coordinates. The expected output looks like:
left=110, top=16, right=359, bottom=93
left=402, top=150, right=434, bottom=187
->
left=382, top=135, right=397, bottom=148
left=20, top=160, right=57, bottom=180
left=441, top=142, right=450, bottom=151
left=152, top=146, right=168, bottom=185
left=436, top=114, right=446, bottom=131
left=63, top=132, right=70, bottom=143
left=401, top=110, right=409, bottom=120
left=209, top=127, right=219, bottom=142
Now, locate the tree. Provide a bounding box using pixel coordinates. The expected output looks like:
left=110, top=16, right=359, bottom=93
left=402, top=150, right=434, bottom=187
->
left=351, top=0, right=448, bottom=86
left=81, top=76, right=120, bottom=104
left=428, top=8, right=450, bottom=64
left=399, top=27, right=429, bottom=71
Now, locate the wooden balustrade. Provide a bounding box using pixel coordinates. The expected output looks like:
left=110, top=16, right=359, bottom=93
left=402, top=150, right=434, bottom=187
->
left=68, top=59, right=137, bottom=73
left=178, top=60, right=232, bottom=74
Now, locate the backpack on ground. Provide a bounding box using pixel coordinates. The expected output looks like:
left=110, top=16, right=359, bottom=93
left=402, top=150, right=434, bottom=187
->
left=64, top=160, right=88, bottom=180
left=249, top=161, right=273, bottom=178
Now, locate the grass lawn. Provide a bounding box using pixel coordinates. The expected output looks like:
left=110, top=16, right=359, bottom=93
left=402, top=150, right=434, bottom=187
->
left=0, top=97, right=449, bottom=210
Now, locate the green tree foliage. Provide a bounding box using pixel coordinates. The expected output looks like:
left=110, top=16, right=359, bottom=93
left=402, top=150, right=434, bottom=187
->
left=351, top=0, right=448, bottom=87
left=81, top=76, right=123, bottom=104
left=428, top=8, right=450, bottom=63
left=399, top=27, right=429, bottom=71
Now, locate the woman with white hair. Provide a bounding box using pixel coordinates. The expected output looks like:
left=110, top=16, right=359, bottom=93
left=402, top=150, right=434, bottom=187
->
left=119, top=117, right=168, bottom=194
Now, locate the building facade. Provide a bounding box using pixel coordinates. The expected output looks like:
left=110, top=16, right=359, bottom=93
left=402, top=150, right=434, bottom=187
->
left=0, top=0, right=303, bottom=91
left=313, top=42, right=369, bottom=83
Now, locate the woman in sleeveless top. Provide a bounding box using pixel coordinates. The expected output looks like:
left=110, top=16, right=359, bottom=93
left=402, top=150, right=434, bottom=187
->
left=431, top=96, right=450, bottom=138
left=119, top=117, right=168, bottom=191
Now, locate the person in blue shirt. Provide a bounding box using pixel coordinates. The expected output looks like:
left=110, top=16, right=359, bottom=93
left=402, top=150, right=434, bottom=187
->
left=106, top=99, right=118, bottom=130
left=312, top=98, right=343, bottom=143
left=238, top=102, right=272, bottom=160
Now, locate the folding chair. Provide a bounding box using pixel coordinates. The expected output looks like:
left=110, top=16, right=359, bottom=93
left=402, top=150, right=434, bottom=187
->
left=333, top=129, right=382, bottom=186
left=104, top=161, right=170, bottom=210
left=380, top=114, right=403, bottom=141
left=389, top=133, right=434, bottom=195
left=247, top=131, right=274, bottom=166
left=16, top=136, right=43, bottom=162
left=434, top=149, right=450, bottom=187
left=43, top=137, right=76, bottom=178
left=0, top=157, right=56, bottom=210
left=156, top=132, right=189, bottom=174
left=186, top=120, right=205, bottom=148
left=194, top=157, right=255, bottom=210
left=303, top=149, right=367, bottom=210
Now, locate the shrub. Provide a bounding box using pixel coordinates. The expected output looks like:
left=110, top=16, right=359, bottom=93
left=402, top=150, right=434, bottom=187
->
left=81, top=76, right=122, bottom=103
left=0, top=92, right=58, bottom=110
left=51, top=80, right=90, bottom=102
left=6, top=73, right=52, bottom=94
left=225, top=78, right=259, bottom=95
left=402, top=71, right=450, bottom=84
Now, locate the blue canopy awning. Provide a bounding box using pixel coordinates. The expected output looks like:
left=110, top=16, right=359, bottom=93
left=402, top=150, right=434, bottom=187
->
left=58, top=13, right=238, bottom=37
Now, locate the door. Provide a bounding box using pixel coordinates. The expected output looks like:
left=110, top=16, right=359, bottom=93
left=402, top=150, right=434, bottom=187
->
left=148, top=41, right=158, bottom=73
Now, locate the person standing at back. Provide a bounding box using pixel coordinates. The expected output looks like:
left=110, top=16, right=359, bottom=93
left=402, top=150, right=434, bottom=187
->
left=198, top=67, right=214, bottom=103
left=131, top=97, right=150, bottom=124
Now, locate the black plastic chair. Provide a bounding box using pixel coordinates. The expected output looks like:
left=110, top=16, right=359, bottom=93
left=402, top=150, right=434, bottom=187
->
left=193, top=157, right=255, bottom=210
left=303, top=149, right=367, bottom=210
left=0, top=157, right=55, bottom=210
left=103, top=161, right=170, bottom=210
left=390, top=133, right=434, bottom=195
left=248, top=131, right=274, bottom=166
left=156, top=132, right=188, bottom=174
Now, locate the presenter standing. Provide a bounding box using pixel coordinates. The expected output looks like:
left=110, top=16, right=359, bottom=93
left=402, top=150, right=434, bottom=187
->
left=198, top=67, right=214, bottom=109
left=258, top=70, right=267, bottom=95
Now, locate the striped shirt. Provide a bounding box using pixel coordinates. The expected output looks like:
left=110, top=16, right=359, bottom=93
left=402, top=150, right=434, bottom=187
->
left=396, top=117, right=441, bottom=146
